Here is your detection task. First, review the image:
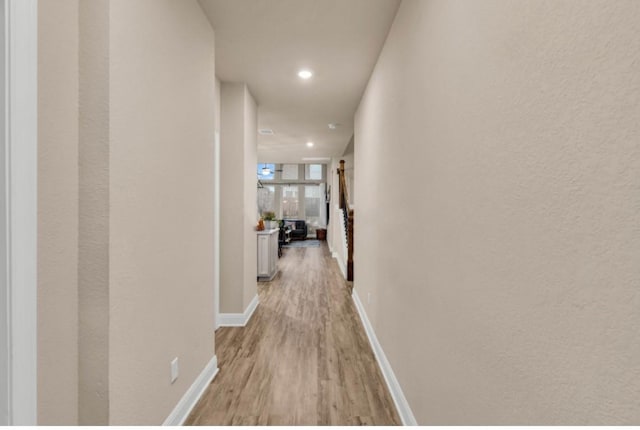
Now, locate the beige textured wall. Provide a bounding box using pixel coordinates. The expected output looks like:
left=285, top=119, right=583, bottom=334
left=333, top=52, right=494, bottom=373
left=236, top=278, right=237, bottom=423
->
left=214, top=77, right=221, bottom=326
left=220, top=83, right=258, bottom=314
left=38, top=0, right=216, bottom=424
left=243, top=88, right=258, bottom=309
left=220, top=83, right=247, bottom=313
left=108, top=0, right=216, bottom=424
left=355, top=0, right=640, bottom=424
left=37, top=0, right=79, bottom=424
left=215, top=77, right=221, bottom=131
left=78, top=0, right=110, bottom=424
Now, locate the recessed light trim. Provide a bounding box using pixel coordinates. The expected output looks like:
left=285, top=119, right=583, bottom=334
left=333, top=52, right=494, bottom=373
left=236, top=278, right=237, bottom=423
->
left=298, top=69, right=313, bottom=80
left=306, top=142, right=314, bottom=148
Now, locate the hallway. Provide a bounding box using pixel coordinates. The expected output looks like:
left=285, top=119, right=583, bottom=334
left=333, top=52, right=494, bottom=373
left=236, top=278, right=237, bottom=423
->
left=9, top=0, right=638, bottom=425
left=186, top=244, right=400, bottom=426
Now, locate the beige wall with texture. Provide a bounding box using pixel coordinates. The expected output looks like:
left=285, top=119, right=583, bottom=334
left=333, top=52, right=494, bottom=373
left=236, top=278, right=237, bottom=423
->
left=37, top=0, right=79, bottom=424
left=38, top=0, right=217, bottom=425
left=108, top=0, right=216, bottom=424
left=220, top=83, right=247, bottom=313
left=78, top=0, right=111, bottom=423
left=242, top=87, right=258, bottom=309
left=220, top=82, right=258, bottom=314
left=355, top=0, right=640, bottom=424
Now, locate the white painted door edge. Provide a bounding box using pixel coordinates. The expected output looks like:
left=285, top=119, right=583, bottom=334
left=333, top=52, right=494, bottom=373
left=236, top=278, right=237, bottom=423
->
left=0, top=0, right=38, bottom=425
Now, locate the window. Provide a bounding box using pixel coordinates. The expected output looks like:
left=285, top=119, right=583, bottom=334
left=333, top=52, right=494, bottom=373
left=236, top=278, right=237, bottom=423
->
left=257, top=163, right=275, bottom=180
left=258, top=185, right=275, bottom=215
left=282, top=186, right=299, bottom=218
left=305, top=185, right=321, bottom=227
left=305, top=164, right=323, bottom=180
left=281, top=164, right=298, bottom=180
left=256, top=163, right=328, bottom=223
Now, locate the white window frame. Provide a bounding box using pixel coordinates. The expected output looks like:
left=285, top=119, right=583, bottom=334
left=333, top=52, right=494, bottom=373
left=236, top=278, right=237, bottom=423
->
left=280, top=163, right=298, bottom=180
left=1, top=0, right=38, bottom=425
left=305, top=163, right=323, bottom=181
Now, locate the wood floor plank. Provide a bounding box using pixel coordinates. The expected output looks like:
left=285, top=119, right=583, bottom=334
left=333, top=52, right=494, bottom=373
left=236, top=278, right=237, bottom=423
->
left=185, top=242, right=401, bottom=426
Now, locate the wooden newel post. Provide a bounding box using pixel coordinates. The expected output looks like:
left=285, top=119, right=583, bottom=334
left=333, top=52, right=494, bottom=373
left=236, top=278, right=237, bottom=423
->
left=338, top=160, right=346, bottom=210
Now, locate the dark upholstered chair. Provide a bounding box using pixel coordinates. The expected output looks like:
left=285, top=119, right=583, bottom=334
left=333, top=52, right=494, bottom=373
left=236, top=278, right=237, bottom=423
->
left=283, top=220, right=307, bottom=240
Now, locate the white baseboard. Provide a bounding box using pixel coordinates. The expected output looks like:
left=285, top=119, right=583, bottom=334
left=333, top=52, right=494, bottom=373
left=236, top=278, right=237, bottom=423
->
left=162, top=355, right=219, bottom=426
left=352, top=290, right=417, bottom=426
left=218, top=294, right=259, bottom=327
left=332, top=251, right=347, bottom=279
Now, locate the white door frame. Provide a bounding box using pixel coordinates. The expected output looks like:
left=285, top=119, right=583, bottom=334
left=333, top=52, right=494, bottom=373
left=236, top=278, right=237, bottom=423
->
left=0, top=0, right=38, bottom=425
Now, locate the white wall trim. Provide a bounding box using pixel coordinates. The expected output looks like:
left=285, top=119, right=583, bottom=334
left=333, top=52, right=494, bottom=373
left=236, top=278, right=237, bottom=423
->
left=352, top=290, right=417, bottom=426
left=162, top=355, right=219, bottom=426
left=218, top=294, right=259, bottom=327
left=0, top=0, right=38, bottom=425
left=332, top=251, right=347, bottom=279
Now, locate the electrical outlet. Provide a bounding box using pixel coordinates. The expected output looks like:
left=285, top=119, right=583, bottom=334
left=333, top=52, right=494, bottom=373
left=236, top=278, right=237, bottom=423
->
left=170, top=357, right=179, bottom=384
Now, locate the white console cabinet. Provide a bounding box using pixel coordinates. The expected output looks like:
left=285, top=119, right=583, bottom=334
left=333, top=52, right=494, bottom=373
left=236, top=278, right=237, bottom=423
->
left=257, top=229, right=278, bottom=281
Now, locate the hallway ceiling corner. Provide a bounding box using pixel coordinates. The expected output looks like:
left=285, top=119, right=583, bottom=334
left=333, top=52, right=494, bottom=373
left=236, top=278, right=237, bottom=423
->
left=198, top=0, right=401, bottom=163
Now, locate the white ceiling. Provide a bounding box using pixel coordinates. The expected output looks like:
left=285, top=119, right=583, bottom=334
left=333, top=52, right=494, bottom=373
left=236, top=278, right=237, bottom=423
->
left=198, top=0, right=401, bottom=163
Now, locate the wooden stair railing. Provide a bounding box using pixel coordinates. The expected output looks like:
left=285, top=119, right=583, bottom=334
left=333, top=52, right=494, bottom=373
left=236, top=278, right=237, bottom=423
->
left=337, top=160, right=354, bottom=282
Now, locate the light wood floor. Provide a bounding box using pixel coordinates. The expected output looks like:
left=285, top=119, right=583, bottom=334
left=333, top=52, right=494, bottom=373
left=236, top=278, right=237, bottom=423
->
left=185, top=242, right=401, bottom=426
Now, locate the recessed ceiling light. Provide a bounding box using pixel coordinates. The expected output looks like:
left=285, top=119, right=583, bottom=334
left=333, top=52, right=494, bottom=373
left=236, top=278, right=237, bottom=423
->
left=298, top=69, right=313, bottom=80
left=306, top=141, right=314, bottom=148
left=328, top=123, right=340, bottom=130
